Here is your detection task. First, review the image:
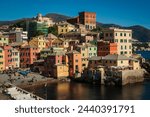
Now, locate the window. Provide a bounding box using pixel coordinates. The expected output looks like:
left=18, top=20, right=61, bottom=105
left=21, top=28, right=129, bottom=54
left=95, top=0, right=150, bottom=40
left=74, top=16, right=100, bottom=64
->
left=116, top=33, right=117, bottom=36
left=82, top=53, right=84, bottom=56
left=61, top=29, right=63, bottom=32
left=129, top=46, right=132, bottom=49
left=120, top=39, right=123, bottom=43
left=121, top=46, right=123, bottom=50
left=82, top=64, right=86, bottom=66
left=58, top=60, right=60, bottom=63
left=121, top=61, right=123, bottom=64
left=82, top=48, right=85, bottom=51
left=120, top=51, right=123, bottom=55
left=129, top=34, right=131, bottom=37
left=89, top=48, right=91, bottom=50
left=110, top=33, right=113, bottom=37
left=75, top=65, right=78, bottom=70
left=120, top=33, right=122, bottom=36
left=124, top=33, right=126, bottom=36
left=124, top=39, right=127, bottom=43
left=115, top=39, right=118, bottom=42
left=124, top=51, right=127, bottom=54
left=105, top=33, right=109, bottom=37
left=76, top=60, right=78, bottom=62
left=125, top=46, right=127, bottom=49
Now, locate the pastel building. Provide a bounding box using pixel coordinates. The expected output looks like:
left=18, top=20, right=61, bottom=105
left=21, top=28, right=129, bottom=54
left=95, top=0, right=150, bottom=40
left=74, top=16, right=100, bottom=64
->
left=29, top=35, right=47, bottom=52
left=97, top=40, right=117, bottom=56
left=103, top=28, right=132, bottom=57
left=0, top=47, right=5, bottom=71
left=0, top=35, right=9, bottom=46
left=20, top=45, right=38, bottom=68
left=57, top=21, right=75, bottom=35
left=44, top=52, right=66, bottom=77
left=66, top=50, right=82, bottom=77
left=3, top=45, right=13, bottom=70
left=76, top=43, right=97, bottom=70
left=11, top=48, right=20, bottom=68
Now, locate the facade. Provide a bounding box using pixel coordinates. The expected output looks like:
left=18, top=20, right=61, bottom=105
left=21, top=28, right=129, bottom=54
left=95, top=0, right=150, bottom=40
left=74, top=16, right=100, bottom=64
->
left=97, top=40, right=117, bottom=56
left=79, top=12, right=96, bottom=30
left=57, top=22, right=75, bottom=35
left=67, top=11, right=96, bottom=30
left=66, top=50, right=82, bottom=77
left=103, top=28, right=132, bottom=57
left=40, top=47, right=64, bottom=59
left=36, top=13, right=54, bottom=27
left=3, top=45, right=13, bottom=70
left=20, top=45, right=38, bottom=68
left=44, top=52, right=66, bottom=76
left=0, top=47, right=5, bottom=71
left=53, top=64, right=69, bottom=78
left=76, top=43, right=97, bottom=70
left=0, top=35, right=9, bottom=46
left=8, top=28, right=28, bottom=43
left=29, top=35, right=47, bottom=52
left=11, top=48, right=20, bottom=68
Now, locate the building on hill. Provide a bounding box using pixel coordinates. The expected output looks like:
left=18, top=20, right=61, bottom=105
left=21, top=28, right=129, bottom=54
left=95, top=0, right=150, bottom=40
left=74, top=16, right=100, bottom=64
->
left=29, top=35, right=47, bottom=52
left=0, top=34, right=9, bottom=46
left=76, top=43, right=97, bottom=70
left=5, top=28, right=28, bottom=43
left=67, top=11, right=96, bottom=30
left=56, top=21, right=75, bottom=35
left=103, top=27, right=132, bottom=57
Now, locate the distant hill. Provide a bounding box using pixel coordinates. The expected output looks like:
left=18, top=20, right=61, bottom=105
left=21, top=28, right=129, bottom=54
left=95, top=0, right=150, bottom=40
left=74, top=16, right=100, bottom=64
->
left=96, top=23, right=150, bottom=42
left=0, top=13, right=150, bottom=42
left=45, top=13, right=72, bottom=22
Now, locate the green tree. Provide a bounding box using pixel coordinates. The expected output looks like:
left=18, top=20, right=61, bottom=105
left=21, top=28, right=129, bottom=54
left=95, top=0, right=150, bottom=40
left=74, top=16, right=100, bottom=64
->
left=48, top=26, right=58, bottom=36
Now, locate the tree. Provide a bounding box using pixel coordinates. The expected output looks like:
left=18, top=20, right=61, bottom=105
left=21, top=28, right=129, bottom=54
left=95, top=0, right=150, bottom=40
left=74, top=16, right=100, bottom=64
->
left=48, top=26, right=58, bottom=36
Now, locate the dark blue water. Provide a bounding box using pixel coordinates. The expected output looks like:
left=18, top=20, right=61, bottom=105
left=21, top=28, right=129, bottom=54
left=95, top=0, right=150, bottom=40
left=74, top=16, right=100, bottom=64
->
left=136, top=51, right=150, bottom=59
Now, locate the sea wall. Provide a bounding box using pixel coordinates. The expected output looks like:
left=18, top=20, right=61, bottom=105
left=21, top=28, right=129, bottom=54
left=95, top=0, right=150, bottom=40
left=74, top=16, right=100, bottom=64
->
left=120, top=69, right=145, bottom=85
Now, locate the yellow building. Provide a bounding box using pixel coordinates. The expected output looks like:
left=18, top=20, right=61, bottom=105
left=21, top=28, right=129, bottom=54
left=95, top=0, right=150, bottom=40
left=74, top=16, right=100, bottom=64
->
left=29, top=35, right=47, bottom=52
left=103, top=27, right=132, bottom=57
left=0, top=35, right=9, bottom=46
left=0, top=47, right=5, bottom=71
left=57, top=21, right=75, bottom=35
left=54, top=64, right=69, bottom=78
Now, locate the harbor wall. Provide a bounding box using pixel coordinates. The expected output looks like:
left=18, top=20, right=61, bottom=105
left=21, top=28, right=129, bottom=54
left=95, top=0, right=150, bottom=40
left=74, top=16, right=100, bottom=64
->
left=120, top=69, right=145, bottom=85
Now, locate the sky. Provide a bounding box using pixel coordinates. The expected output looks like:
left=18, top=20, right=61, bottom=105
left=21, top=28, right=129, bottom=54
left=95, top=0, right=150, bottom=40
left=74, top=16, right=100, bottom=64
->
left=0, top=0, right=150, bottom=29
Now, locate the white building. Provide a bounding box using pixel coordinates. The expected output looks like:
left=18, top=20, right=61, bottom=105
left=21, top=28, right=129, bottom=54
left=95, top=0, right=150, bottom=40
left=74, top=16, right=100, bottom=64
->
left=103, top=27, right=132, bottom=57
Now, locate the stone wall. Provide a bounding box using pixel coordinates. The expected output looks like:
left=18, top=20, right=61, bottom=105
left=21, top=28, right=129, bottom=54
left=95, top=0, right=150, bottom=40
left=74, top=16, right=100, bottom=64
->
left=120, top=69, right=144, bottom=85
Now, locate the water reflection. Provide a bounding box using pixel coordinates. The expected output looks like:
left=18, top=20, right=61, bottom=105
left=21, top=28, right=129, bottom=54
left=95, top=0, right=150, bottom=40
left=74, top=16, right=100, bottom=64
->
left=41, top=82, right=150, bottom=100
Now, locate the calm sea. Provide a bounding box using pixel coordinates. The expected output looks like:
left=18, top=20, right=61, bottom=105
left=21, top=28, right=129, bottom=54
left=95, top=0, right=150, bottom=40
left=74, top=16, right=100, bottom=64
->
left=32, top=51, right=150, bottom=100
left=136, top=51, right=150, bottom=59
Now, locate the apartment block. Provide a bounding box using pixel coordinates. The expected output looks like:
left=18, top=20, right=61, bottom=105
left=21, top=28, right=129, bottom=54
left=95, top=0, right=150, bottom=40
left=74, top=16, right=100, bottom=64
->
left=103, top=28, right=132, bottom=57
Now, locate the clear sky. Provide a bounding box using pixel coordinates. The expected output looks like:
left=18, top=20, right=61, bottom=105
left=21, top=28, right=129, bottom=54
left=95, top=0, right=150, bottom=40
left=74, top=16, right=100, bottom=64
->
left=0, top=0, right=150, bottom=28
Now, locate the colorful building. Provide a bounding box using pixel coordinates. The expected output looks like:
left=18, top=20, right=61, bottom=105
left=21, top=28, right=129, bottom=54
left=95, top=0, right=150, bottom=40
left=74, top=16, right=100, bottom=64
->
left=44, top=52, right=66, bottom=76
left=29, top=35, right=47, bottom=52
left=66, top=50, right=82, bottom=77
left=97, top=40, right=117, bottom=56
left=67, top=11, right=96, bottom=30
left=20, top=45, right=38, bottom=68
left=0, top=47, right=5, bottom=71
left=76, top=43, right=97, bottom=70
left=3, top=45, right=12, bottom=70
left=53, top=64, right=69, bottom=78
left=0, top=35, right=9, bottom=46
left=11, top=48, right=20, bottom=68
left=103, top=28, right=132, bottom=57
left=57, top=21, right=75, bottom=35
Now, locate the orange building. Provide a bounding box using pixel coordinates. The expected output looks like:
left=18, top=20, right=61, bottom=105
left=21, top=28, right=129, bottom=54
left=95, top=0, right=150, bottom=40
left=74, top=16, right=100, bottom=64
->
left=20, top=45, right=38, bottom=68
left=66, top=50, right=82, bottom=78
left=97, top=41, right=117, bottom=56
left=67, top=11, right=96, bottom=30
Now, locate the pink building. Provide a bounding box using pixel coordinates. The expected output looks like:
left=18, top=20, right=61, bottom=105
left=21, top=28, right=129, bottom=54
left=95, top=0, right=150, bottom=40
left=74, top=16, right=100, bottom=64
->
left=20, top=45, right=38, bottom=68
